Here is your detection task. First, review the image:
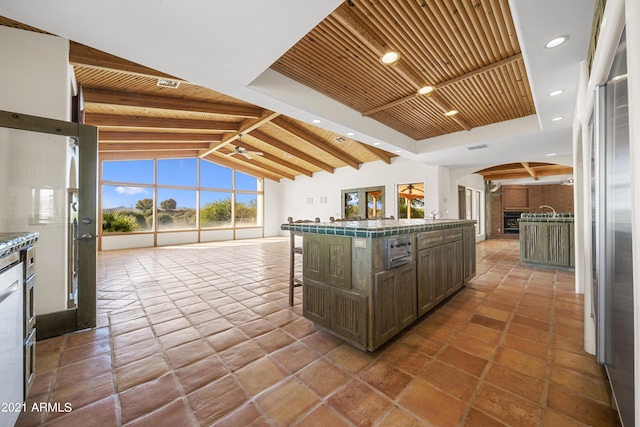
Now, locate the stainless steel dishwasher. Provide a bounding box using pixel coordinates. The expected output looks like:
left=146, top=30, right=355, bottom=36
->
left=0, top=252, right=24, bottom=427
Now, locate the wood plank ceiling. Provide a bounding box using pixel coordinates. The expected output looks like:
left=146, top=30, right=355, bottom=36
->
left=271, top=0, right=536, bottom=141
left=0, top=17, right=397, bottom=183
left=475, top=162, right=573, bottom=181
left=74, top=47, right=397, bottom=183
left=1, top=0, right=569, bottom=182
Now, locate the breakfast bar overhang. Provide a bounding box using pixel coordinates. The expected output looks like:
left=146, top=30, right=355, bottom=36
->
left=282, top=219, right=477, bottom=351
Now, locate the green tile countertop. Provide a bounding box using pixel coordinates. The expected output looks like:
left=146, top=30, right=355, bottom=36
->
left=0, top=231, right=39, bottom=259
left=281, top=218, right=476, bottom=238
left=518, top=213, right=574, bottom=223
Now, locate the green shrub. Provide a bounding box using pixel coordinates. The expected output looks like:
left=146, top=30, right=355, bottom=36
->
left=102, top=210, right=139, bottom=233
left=157, top=213, right=174, bottom=228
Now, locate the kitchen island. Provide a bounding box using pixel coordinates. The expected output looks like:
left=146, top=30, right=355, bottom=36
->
left=519, top=213, right=574, bottom=269
left=281, top=219, right=476, bottom=351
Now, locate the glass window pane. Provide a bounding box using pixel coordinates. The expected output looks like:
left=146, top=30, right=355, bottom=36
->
left=235, top=171, right=259, bottom=191
left=235, top=193, right=259, bottom=226
left=201, top=159, right=232, bottom=189
left=366, top=190, right=383, bottom=218
left=101, top=185, right=153, bottom=232
left=158, top=158, right=197, bottom=186
left=103, top=160, right=153, bottom=184
left=200, top=191, right=232, bottom=228
left=344, top=191, right=359, bottom=219
left=156, top=188, right=196, bottom=230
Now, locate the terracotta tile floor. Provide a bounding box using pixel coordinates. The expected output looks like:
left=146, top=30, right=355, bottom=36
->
left=17, top=238, right=622, bottom=426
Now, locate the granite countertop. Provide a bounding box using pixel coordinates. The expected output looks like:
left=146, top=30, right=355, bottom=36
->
left=0, top=232, right=39, bottom=259
left=518, top=213, right=574, bottom=223
left=281, top=218, right=476, bottom=238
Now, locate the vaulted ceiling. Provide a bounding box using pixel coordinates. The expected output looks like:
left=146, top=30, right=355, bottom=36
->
left=0, top=0, right=593, bottom=182
left=1, top=16, right=397, bottom=183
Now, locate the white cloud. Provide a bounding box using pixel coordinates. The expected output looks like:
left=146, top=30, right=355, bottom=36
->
left=115, top=186, right=148, bottom=196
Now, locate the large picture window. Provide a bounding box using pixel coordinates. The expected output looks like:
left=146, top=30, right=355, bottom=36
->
left=397, top=183, right=425, bottom=219
left=100, top=158, right=263, bottom=235
left=341, top=186, right=385, bottom=219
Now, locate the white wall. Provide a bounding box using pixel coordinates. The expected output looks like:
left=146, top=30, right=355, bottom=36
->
left=276, top=156, right=440, bottom=233
left=0, top=27, right=73, bottom=315
left=263, top=178, right=282, bottom=236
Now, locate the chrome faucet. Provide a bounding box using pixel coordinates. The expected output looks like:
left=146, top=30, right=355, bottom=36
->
left=539, top=205, right=556, bottom=218
left=428, top=209, right=449, bottom=219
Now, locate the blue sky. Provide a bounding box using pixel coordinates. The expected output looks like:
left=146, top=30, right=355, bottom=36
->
left=102, top=159, right=259, bottom=209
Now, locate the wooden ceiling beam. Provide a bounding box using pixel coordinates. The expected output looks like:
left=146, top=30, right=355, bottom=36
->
left=358, top=143, right=396, bottom=165
left=271, top=117, right=361, bottom=169
left=237, top=141, right=314, bottom=178
left=83, top=88, right=263, bottom=118
left=98, top=131, right=223, bottom=143
left=333, top=5, right=473, bottom=132
left=100, top=150, right=199, bottom=161
left=480, top=166, right=573, bottom=181
left=332, top=6, right=424, bottom=91
left=218, top=148, right=295, bottom=181
left=362, top=54, right=523, bottom=120
left=199, top=110, right=280, bottom=158
left=85, top=113, right=239, bottom=132
left=99, top=142, right=210, bottom=152
left=202, top=153, right=281, bottom=182
left=249, top=129, right=334, bottom=174
left=521, top=162, right=538, bottom=180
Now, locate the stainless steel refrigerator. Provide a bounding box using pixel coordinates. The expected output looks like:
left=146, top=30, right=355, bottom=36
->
left=592, top=27, right=634, bottom=426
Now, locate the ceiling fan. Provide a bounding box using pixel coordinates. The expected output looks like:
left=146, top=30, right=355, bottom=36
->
left=400, top=184, right=424, bottom=195
left=226, top=134, right=263, bottom=159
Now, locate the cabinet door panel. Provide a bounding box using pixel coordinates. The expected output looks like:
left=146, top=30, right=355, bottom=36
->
left=520, top=223, right=545, bottom=262
left=373, top=269, right=398, bottom=346
left=418, top=247, right=443, bottom=315
left=452, top=240, right=464, bottom=293
left=396, top=262, right=417, bottom=329
left=303, top=279, right=330, bottom=328
left=463, top=226, right=476, bottom=282
left=546, top=223, right=571, bottom=266
left=303, top=235, right=323, bottom=282
left=331, top=287, right=367, bottom=348
left=325, top=236, right=352, bottom=288
left=444, top=242, right=456, bottom=296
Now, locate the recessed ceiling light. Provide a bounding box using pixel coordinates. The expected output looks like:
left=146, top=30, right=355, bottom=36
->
left=546, top=153, right=557, bottom=157
left=552, top=116, right=564, bottom=121
left=374, top=142, right=381, bottom=146
left=444, top=109, right=458, bottom=117
left=312, top=119, right=322, bottom=124
left=549, top=90, right=564, bottom=96
left=381, top=51, right=399, bottom=64
left=346, top=132, right=355, bottom=136
left=395, top=150, right=402, bottom=153
left=418, top=85, right=434, bottom=95
left=545, top=36, right=568, bottom=48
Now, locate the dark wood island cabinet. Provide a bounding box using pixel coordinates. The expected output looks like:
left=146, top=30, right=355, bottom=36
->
left=519, top=213, right=574, bottom=269
left=282, top=219, right=476, bottom=351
